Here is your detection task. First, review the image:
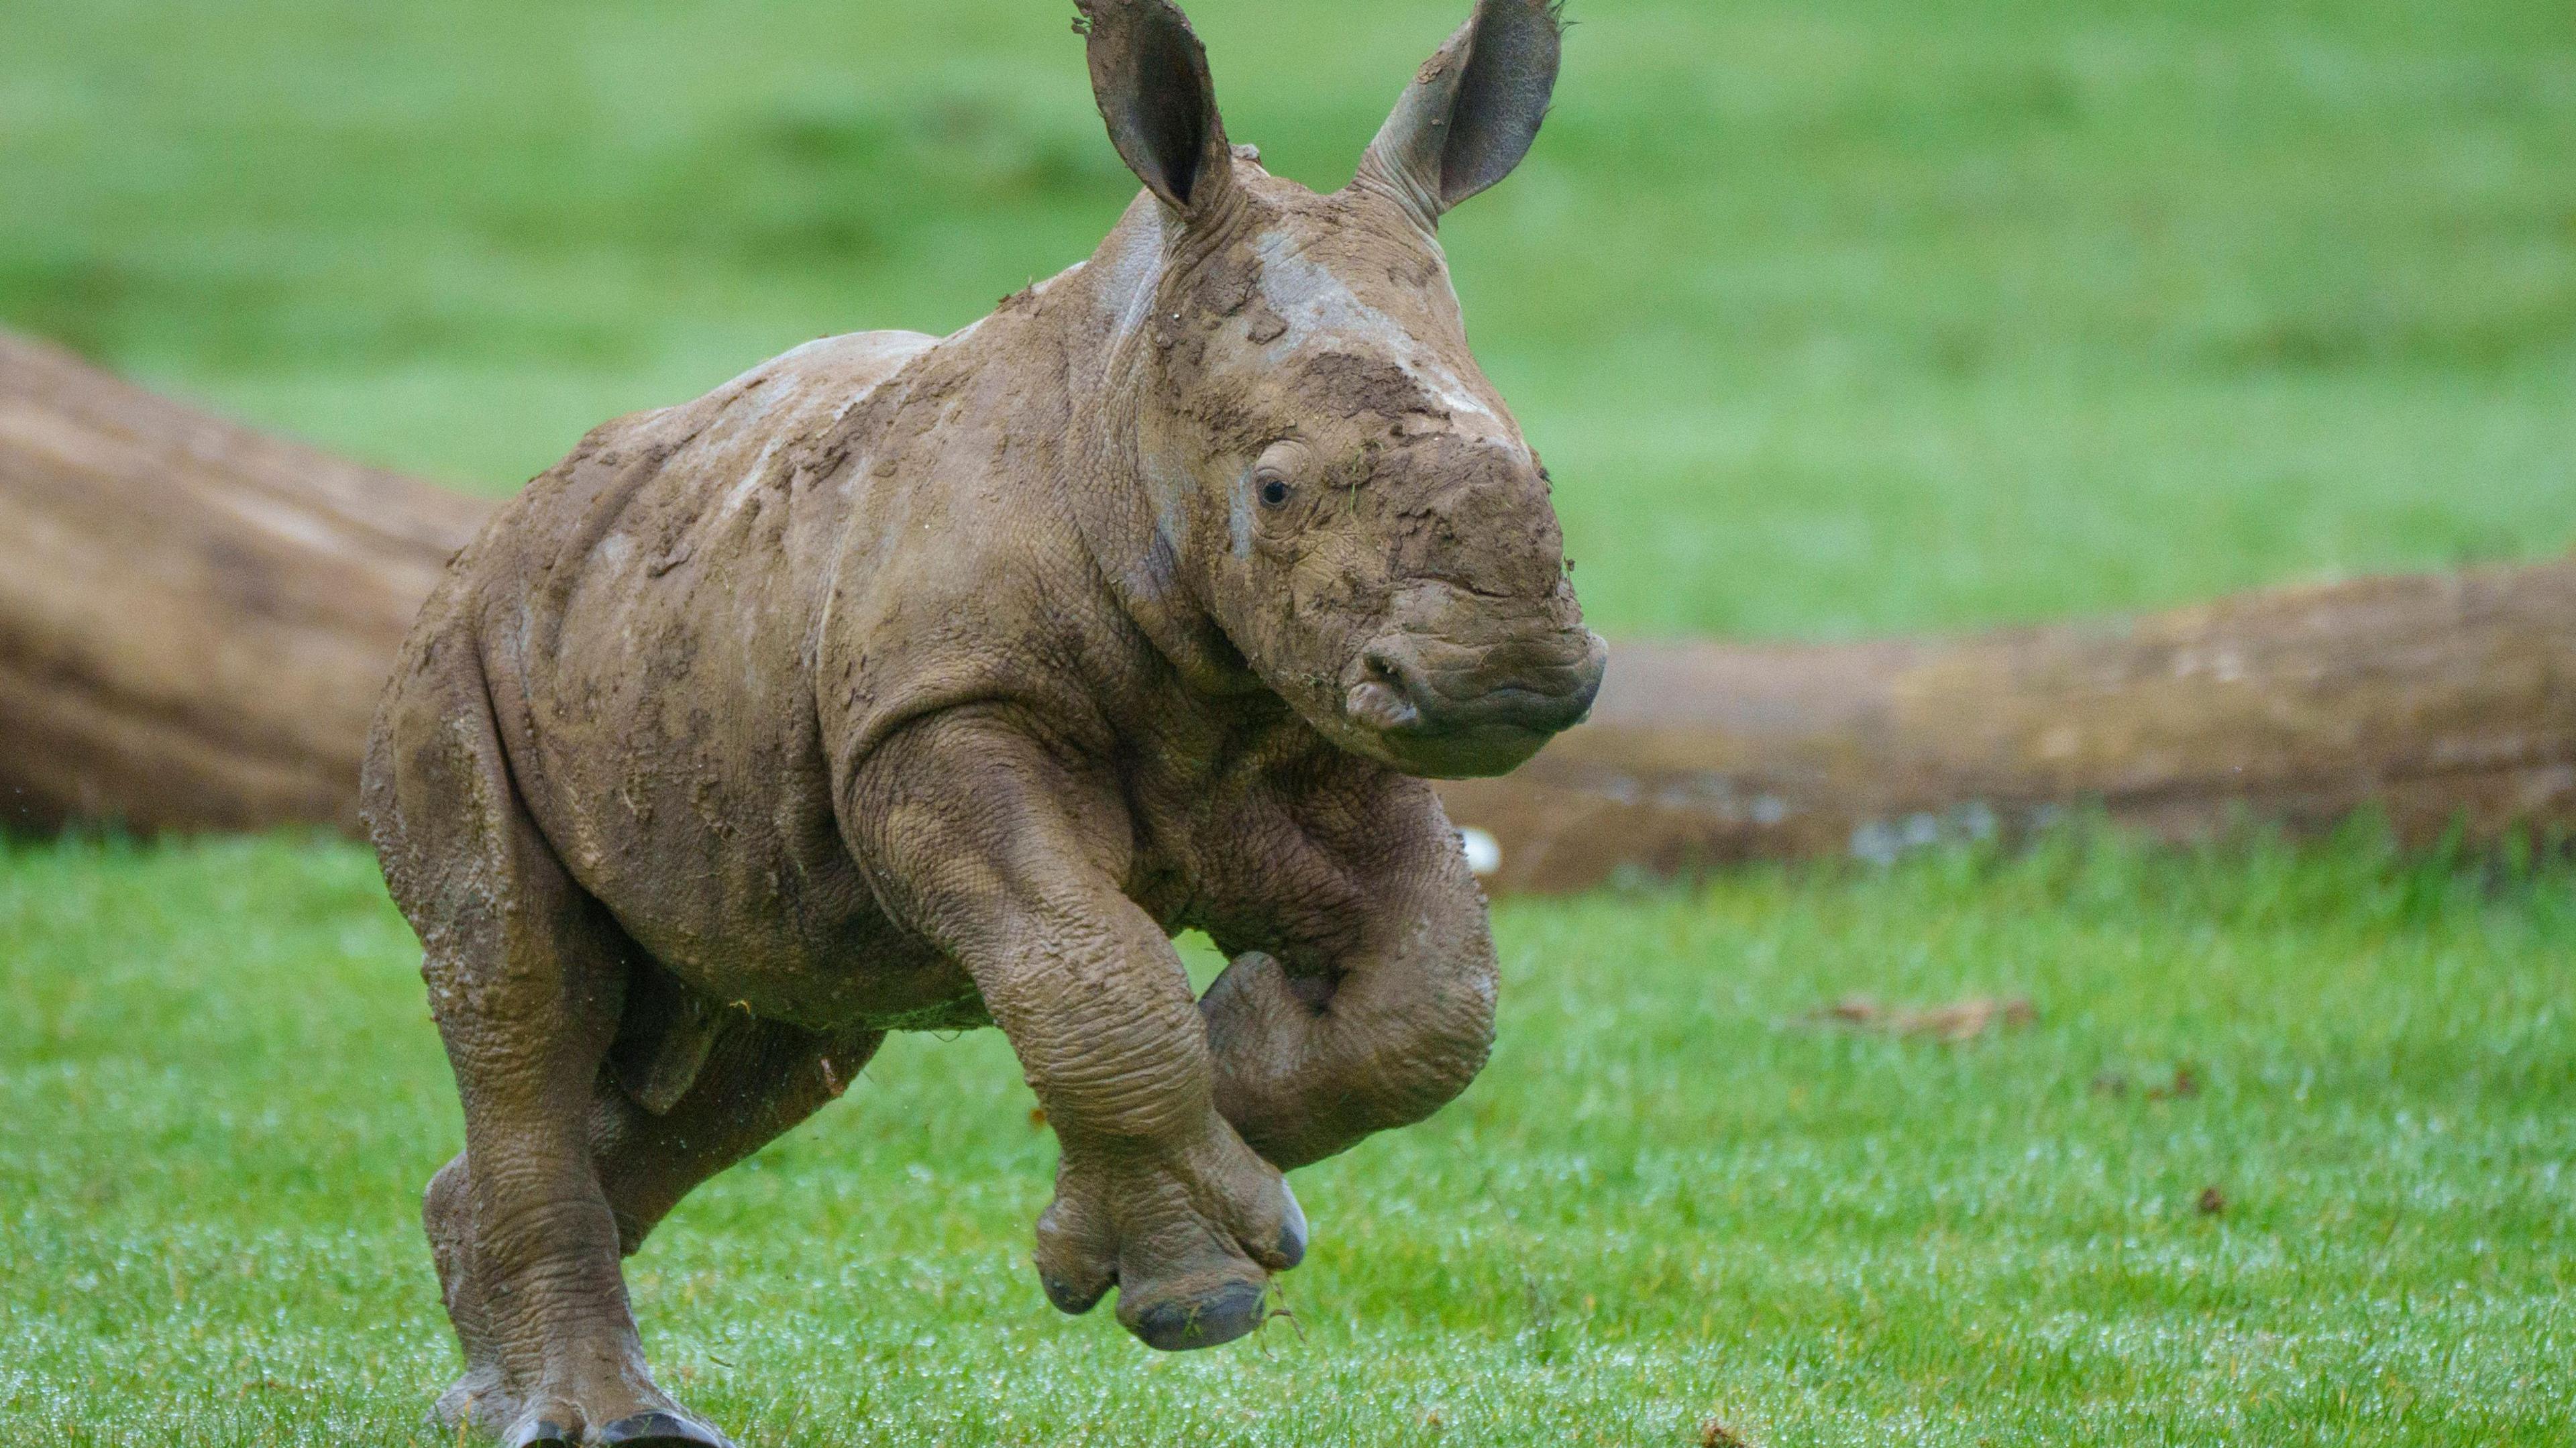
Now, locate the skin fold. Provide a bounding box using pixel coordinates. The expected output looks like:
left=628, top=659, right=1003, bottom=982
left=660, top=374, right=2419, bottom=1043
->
left=362, top=3, right=1602, bottom=1443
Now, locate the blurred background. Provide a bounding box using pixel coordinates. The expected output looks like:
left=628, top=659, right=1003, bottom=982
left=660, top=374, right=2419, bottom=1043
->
left=10, top=0, right=2571, bottom=640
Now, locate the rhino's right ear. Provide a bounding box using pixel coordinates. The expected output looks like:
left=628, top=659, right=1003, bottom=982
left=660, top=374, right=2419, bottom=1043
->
left=1356, top=0, right=1564, bottom=227
left=1075, top=0, right=1236, bottom=217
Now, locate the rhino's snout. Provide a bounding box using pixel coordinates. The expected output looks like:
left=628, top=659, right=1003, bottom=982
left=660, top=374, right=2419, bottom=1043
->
left=1345, top=626, right=1606, bottom=778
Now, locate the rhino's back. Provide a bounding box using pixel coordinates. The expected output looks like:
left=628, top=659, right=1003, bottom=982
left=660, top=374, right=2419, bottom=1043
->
left=449, top=327, right=976, bottom=1024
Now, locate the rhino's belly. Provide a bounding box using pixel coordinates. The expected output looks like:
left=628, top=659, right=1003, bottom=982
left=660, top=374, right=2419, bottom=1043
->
left=639, top=911, right=991, bottom=1035
left=586, top=820, right=989, bottom=1033
left=516, top=583, right=986, bottom=1032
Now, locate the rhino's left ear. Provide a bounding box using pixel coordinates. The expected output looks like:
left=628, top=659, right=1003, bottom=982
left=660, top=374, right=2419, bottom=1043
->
left=1355, top=0, right=1563, bottom=226
left=1076, top=0, right=1236, bottom=217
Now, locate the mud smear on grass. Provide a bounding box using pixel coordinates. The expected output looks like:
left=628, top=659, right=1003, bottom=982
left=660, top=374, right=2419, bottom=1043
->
left=1801, top=994, right=2036, bottom=1042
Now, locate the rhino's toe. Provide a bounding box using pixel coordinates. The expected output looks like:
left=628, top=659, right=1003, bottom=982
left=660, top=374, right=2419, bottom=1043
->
left=1126, top=1278, right=1269, bottom=1351
left=506, top=1419, right=582, bottom=1448
left=593, top=1408, right=733, bottom=1447
left=1274, top=1179, right=1309, bottom=1269
left=430, top=1364, right=507, bottom=1434
left=1042, top=1270, right=1112, bottom=1315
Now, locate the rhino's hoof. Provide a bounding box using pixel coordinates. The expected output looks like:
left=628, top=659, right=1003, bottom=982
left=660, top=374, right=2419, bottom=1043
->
left=1041, top=1270, right=1110, bottom=1315
left=1129, top=1278, right=1269, bottom=1351
left=594, top=1409, right=734, bottom=1447
left=506, top=1421, right=580, bottom=1448
left=1275, top=1180, right=1308, bottom=1269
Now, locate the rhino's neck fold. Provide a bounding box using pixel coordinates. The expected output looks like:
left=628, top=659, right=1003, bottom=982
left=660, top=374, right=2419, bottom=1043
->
left=1045, top=194, right=1263, bottom=702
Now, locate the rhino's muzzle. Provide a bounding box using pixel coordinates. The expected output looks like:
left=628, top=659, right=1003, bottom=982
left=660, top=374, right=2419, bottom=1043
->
left=1344, top=626, right=1607, bottom=779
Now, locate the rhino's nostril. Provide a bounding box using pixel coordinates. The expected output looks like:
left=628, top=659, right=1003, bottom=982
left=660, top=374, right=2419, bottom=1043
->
left=1347, top=642, right=1430, bottom=732
left=1345, top=679, right=1418, bottom=732
left=1346, top=644, right=1424, bottom=732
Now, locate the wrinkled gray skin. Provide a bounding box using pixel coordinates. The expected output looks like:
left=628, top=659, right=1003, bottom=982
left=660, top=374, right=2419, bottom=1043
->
left=362, top=2, right=1601, bottom=1443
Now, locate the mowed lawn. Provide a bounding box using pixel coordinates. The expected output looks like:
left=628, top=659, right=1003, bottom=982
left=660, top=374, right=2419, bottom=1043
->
left=3, top=833, right=2571, bottom=1446
left=5, top=0, right=2576, bottom=1443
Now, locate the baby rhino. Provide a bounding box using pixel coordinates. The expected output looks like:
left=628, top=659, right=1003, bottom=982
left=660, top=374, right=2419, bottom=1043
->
left=364, top=1, right=1602, bottom=1442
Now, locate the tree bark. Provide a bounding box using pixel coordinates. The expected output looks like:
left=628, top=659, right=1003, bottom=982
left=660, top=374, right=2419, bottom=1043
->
left=4, top=325, right=2570, bottom=889
left=0, top=329, right=486, bottom=834
left=1441, top=562, right=2576, bottom=892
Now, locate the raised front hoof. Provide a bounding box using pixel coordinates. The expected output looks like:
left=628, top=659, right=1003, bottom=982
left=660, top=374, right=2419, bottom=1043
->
left=595, top=1410, right=735, bottom=1447
left=1120, top=1277, right=1269, bottom=1352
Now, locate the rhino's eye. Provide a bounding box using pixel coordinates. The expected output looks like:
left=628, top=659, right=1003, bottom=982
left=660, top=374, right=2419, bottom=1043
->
left=1250, top=440, right=1309, bottom=524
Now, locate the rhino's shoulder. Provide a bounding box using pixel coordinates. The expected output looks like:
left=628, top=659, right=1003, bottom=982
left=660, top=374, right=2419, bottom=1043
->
left=731, top=330, right=944, bottom=409
left=683, top=329, right=944, bottom=456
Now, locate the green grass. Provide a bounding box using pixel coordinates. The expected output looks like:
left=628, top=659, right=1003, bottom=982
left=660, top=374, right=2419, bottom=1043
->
left=7, top=1, right=2575, bottom=1441
left=5, top=0, right=2573, bottom=638
left=3, top=830, right=2571, bottom=1445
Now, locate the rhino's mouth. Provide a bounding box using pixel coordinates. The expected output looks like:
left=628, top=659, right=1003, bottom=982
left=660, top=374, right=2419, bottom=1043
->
left=1338, top=626, right=1606, bottom=779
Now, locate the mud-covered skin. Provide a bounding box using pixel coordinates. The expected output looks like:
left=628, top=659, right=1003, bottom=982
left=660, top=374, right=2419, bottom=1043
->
left=364, top=3, right=1597, bottom=1442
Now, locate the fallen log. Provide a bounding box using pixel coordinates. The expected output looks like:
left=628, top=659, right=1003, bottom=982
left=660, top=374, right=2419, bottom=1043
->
left=1444, top=563, right=2576, bottom=892
left=4, top=327, right=2570, bottom=888
left=0, top=329, right=485, bottom=834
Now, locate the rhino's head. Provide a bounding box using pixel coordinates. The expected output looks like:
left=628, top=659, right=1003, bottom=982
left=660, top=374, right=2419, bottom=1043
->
left=1081, top=0, right=1605, bottom=779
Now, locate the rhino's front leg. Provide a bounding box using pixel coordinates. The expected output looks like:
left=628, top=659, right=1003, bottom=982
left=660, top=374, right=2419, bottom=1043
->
left=1197, top=785, right=1499, bottom=1171
left=845, top=712, right=1305, bottom=1351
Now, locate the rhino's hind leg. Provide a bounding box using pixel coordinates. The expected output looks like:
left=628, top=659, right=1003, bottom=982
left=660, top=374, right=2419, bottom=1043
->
left=421, top=1152, right=504, bottom=1432
left=415, top=873, right=693, bottom=1443
left=373, top=660, right=727, bottom=1447
left=422, top=1015, right=882, bottom=1443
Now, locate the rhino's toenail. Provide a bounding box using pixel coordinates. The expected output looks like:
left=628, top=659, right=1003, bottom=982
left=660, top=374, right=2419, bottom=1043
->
left=596, top=1408, right=735, bottom=1446
left=1276, top=1179, right=1309, bottom=1268
left=1042, top=1272, right=1108, bottom=1315
left=1133, top=1279, right=1268, bottom=1351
